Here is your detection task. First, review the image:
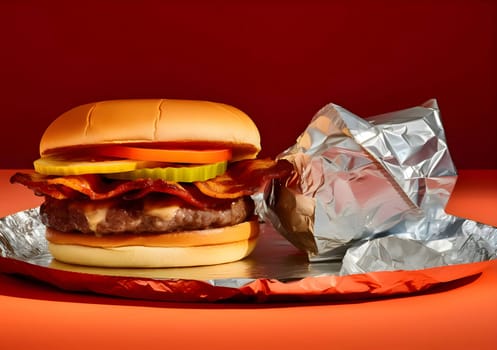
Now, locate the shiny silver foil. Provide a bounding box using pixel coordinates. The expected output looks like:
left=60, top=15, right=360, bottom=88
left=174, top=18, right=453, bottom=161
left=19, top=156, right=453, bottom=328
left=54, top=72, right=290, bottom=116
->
left=264, top=99, right=497, bottom=271
left=0, top=208, right=48, bottom=264
left=341, top=219, right=497, bottom=275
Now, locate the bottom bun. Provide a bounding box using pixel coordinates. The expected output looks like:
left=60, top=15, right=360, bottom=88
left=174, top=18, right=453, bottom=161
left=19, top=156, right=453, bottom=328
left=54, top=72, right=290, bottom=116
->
left=48, top=238, right=258, bottom=268
left=47, top=220, right=260, bottom=268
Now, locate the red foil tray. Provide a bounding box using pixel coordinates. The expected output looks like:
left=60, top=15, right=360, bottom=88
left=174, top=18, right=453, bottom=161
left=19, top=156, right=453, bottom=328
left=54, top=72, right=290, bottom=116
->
left=0, top=210, right=486, bottom=303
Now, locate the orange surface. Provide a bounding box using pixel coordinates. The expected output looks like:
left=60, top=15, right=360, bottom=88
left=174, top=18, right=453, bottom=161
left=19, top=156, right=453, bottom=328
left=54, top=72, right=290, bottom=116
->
left=445, top=170, right=497, bottom=227
left=1, top=169, right=497, bottom=350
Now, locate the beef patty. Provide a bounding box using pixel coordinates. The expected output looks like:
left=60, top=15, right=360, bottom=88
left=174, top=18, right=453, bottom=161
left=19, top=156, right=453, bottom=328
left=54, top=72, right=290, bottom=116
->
left=40, top=194, right=254, bottom=235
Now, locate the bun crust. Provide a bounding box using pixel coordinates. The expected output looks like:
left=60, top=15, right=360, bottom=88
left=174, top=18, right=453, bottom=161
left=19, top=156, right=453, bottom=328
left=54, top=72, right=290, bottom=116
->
left=48, top=238, right=258, bottom=268
left=46, top=220, right=259, bottom=268
left=40, top=99, right=261, bottom=161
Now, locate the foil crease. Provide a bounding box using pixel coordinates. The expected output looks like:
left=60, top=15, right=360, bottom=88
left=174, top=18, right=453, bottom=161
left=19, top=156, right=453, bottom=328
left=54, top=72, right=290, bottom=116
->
left=0, top=208, right=49, bottom=263
left=265, top=99, right=497, bottom=272
left=341, top=219, right=497, bottom=275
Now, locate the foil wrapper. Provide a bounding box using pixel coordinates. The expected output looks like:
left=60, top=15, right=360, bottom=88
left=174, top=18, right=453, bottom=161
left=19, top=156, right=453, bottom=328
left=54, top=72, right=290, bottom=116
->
left=264, top=99, right=497, bottom=272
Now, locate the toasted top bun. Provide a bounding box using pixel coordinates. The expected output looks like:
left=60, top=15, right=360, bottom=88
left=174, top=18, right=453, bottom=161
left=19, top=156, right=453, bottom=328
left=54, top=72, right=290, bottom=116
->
left=40, top=99, right=261, bottom=161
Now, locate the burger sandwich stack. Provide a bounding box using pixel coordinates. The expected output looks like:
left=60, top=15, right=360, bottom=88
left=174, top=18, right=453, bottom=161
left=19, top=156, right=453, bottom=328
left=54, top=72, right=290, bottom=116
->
left=11, top=99, right=292, bottom=268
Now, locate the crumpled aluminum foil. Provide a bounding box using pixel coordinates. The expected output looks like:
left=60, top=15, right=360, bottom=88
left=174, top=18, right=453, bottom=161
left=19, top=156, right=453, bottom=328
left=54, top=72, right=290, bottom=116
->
left=263, top=99, right=497, bottom=273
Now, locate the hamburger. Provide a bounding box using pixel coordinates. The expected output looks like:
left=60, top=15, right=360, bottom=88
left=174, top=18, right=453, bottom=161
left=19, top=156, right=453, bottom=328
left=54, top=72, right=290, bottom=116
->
left=11, top=99, right=292, bottom=268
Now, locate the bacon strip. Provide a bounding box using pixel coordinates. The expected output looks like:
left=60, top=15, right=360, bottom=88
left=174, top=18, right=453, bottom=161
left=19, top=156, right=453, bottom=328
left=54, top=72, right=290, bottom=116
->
left=10, top=159, right=293, bottom=207
left=194, top=159, right=293, bottom=198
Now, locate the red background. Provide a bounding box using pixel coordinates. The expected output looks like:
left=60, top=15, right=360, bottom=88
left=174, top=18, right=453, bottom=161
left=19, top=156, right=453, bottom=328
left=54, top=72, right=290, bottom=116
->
left=1, top=0, right=496, bottom=169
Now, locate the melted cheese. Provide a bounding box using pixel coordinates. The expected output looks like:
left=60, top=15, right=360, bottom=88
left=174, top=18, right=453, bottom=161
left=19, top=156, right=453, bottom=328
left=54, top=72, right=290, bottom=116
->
left=145, top=205, right=179, bottom=221
left=85, top=207, right=109, bottom=232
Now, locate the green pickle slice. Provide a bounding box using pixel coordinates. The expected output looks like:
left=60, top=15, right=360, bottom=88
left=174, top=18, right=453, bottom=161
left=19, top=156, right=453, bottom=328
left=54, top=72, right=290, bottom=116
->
left=106, top=161, right=228, bottom=182
left=34, top=156, right=159, bottom=176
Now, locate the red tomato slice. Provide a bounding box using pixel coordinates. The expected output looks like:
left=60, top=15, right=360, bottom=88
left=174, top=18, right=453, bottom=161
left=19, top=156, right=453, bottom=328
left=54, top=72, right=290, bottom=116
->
left=97, top=145, right=232, bottom=164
